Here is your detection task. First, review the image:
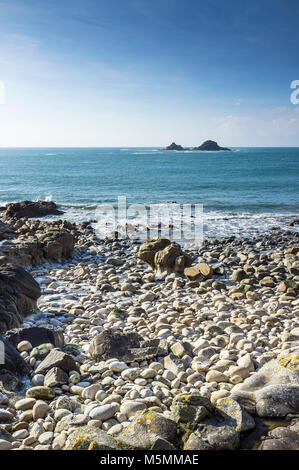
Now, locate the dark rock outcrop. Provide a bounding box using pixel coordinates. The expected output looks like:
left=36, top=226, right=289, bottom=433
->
left=2, top=200, right=64, bottom=221
left=0, top=220, right=76, bottom=267
left=0, top=264, right=41, bottom=333
left=40, top=229, right=75, bottom=261
left=165, top=142, right=185, bottom=151
left=89, top=329, right=168, bottom=362
left=164, top=140, right=231, bottom=151
left=193, top=140, right=231, bottom=151
left=0, top=221, right=15, bottom=241
left=0, top=200, right=101, bottom=267
left=89, top=330, right=142, bottom=361
left=0, top=334, right=29, bottom=376
left=0, top=334, right=29, bottom=388
left=34, top=348, right=79, bottom=375
left=5, top=326, right=64, bottom=349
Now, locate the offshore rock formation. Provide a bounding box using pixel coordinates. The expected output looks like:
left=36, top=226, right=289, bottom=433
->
left=164, top=140, right=231, bottom=151
left=165, top=142, right=185, bottom=151
left=193, top=140, right=231, bottom=151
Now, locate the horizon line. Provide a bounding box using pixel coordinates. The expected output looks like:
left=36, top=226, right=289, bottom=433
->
left=1, top=145, right=299, bottom=149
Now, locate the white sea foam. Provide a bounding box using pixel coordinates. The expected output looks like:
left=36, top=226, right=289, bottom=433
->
left=42, top=202, right=298, bottom=241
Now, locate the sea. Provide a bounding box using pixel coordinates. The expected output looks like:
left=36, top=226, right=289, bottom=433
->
left=0, top=146, right=298, bottom=240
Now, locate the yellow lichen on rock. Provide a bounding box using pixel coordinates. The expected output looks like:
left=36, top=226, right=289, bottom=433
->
left=276, top=353, right=299, bottom=371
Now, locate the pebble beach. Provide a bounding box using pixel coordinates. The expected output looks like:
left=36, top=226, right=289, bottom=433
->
left=1, top=207, right=298, bottom=451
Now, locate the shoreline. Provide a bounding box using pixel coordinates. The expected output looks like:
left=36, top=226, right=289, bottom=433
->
left=0, top=201, right=298, bottom=450
left=2, top=200, right=298, bottom=242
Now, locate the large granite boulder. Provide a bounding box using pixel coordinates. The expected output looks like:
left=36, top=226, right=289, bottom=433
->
left=230, top=350, right=299, bottom=417
left=64, top=426, right=120, bottom=450
left=171, top=394, right=254, bottom=450
left=154, top=243, right=193, bottom=277
left=193, top=140, right=231, bottom=151
left=2, top=200, right=63, bottom=221
left=138, top=238, right=193, bottom=277
left=115, top=410, right=177, bottom=450
left=0, top=264, right=41, bottom=332
left=184, top=423, right=240, bottom=450
left=170, top=394, right=213, bottom=425
left=137, top=238, right=171, bottom=269
left=89, top=329, right=167, bottom=362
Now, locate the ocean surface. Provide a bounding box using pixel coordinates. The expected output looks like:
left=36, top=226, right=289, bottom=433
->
left=0, top=147, right=298, bottom=239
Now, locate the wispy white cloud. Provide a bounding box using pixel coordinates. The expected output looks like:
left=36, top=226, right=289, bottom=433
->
left=234, top=98, right=244, bottom=106
left=215, top=106, right=299, bottom=145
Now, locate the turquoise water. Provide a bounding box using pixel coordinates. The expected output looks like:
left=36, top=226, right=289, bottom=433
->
left=0, top=147, right=298, bottom=238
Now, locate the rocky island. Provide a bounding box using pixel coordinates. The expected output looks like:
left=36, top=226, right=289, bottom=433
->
left=164, top=140, right=231, bottom=151
left=165, top=142, right=186, bottom=151
left=193, top=140, right=231, bottom=151
left=0, top=200, right=298, bottom=451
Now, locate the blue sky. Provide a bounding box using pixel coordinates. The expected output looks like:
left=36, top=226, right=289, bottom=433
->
left=0, top=0, right=299, bottom=146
